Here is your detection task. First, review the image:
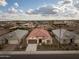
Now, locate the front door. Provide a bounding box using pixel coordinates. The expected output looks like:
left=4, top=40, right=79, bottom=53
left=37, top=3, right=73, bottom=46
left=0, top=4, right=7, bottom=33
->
left=70, top=39, right=74, bottom=44
left=39, top=39, right=42, bottom=43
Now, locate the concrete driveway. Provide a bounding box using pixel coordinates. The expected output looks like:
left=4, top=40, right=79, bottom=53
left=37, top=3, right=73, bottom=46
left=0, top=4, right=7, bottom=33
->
left=26, top=44, right=37, bottom=51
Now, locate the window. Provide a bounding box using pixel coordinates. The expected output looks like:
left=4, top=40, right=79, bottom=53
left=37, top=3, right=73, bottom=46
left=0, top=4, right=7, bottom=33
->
left=47, top=40, right=50, bottom=43
left=63, top=39, right=66, bottom=42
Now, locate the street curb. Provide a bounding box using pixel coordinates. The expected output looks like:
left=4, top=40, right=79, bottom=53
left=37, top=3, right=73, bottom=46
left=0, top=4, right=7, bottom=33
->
left=0, top=51, right=79, bottom=54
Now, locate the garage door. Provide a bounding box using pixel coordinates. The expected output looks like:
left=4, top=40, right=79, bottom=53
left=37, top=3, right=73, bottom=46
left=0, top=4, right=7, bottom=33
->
left=28, top=40, right=37, bottom=44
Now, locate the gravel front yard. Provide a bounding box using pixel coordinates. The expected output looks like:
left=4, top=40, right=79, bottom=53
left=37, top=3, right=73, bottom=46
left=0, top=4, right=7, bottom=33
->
left=37, top=44, right=79, bottom=51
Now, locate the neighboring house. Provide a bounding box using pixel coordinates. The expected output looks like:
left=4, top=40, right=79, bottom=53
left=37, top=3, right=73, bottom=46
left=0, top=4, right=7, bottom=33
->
left=22, top=22, right=35, bottom=29
left=37, top=24, right=51, bottom=30
left=27, top=28, right=52, bottom=44
left=0, top=28, right=10, bottom=45
left=52, top=29, right=79, bottom=44
left=0, top=29, right=28, bottom=45
left=0, top=28, right=10, bottom=36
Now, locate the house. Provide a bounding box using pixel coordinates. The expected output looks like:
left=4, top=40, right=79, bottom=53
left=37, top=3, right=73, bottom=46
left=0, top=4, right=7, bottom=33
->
left=0, top=28, right=10, bottom=36
left=37, top=25, right=47, bottom=29
left=22, top=22, right=35, bottom=29
left=6, top=29, right=28, bottom=44
left=0, top=29, right=28, bottom=45
left=52, top=29, right=79, bottom=44
left=27, top=28, right=52, bottom=44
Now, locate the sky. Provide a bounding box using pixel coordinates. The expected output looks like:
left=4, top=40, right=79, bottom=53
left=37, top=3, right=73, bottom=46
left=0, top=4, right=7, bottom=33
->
left=0, top=0, right=79, bottom=20
left=0, top=0, right=59, bottom=13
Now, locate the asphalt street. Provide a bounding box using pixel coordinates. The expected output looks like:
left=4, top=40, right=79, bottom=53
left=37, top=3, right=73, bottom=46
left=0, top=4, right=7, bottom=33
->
left=0, top=54, right=79, bottom=59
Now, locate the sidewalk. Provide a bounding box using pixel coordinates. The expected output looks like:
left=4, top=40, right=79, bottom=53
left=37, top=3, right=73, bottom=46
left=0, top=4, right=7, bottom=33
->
left=0, top=51, right=79, bottom=54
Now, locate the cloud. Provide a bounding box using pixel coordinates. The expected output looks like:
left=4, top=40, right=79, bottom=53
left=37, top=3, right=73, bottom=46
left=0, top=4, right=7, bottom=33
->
left=0, top=0, right=7, bottom=6
left=19, top=9, right=24, bottom=13
left=1, top=0, right=79, bottom=18
left=26, top=9, right=34, bottom=14
left=8, top=2, right=24, bottom=14
left=14, top=2, right=19, bottom=8
left=8, top=7, right=24, bottom=14
left=8, top=7, right=18, bottom=13
left=56, top=0, right=79, bottom=17
left=26, top=5, right=57, bottom=15
left=73, top=0, right=79, bottom=9
left=26, top=0, right=79, bottom=17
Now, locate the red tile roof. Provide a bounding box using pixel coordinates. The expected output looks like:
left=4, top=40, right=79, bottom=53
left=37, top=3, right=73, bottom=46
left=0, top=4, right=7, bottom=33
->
left=27, top=28, right=52, bottom=39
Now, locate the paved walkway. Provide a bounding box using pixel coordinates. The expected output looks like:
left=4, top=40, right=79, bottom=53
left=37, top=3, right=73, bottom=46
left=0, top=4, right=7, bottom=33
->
left=25, top=44, right=37, bottom=51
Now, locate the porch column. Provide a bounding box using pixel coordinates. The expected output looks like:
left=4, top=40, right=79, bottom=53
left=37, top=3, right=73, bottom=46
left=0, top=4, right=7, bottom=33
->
left=27, top=39, right=28, bottom=44
left=37, top=39, right=39, bottom=44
